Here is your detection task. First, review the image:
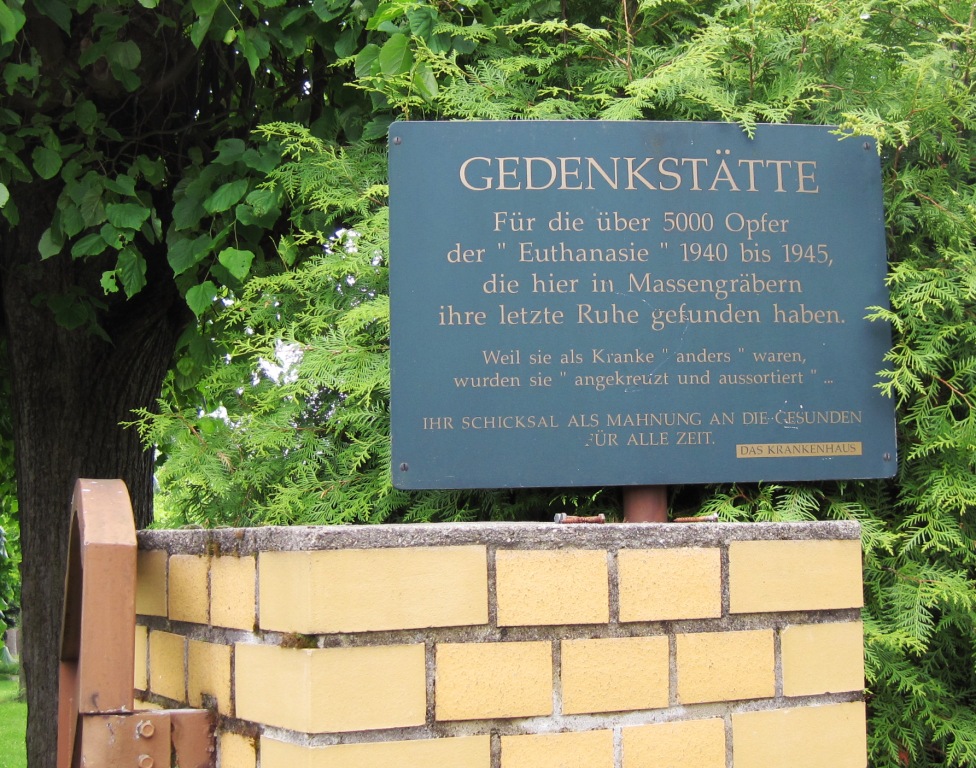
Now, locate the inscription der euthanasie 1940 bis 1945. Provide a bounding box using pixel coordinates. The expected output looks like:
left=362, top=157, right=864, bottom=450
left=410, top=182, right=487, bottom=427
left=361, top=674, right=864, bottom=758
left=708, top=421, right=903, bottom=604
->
left=389, top=121, right=897, bottom=489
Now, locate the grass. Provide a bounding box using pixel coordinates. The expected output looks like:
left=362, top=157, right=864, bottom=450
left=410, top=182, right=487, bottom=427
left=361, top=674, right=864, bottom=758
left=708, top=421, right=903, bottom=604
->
left=0, top=676, right=26, bottom=768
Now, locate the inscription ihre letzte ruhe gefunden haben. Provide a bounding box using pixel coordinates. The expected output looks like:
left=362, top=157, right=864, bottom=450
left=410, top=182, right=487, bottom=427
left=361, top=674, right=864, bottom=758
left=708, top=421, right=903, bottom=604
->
left=389, top=121, right=897, bottom=489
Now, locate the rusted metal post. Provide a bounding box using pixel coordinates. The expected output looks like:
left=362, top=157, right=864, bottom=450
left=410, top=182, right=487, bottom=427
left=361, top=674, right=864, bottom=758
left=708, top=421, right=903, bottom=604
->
left=57, top=479, right=215, bottom=768
left=623, top=485, right=669, bottom=523
left=554, top=513, right=606, bottom=524
left=58, top=479, right=137, bottom=768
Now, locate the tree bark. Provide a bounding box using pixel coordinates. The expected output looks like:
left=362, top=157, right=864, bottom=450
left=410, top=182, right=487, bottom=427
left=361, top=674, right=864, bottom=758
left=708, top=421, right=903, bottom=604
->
left=1, top=191, right=186, bottom=768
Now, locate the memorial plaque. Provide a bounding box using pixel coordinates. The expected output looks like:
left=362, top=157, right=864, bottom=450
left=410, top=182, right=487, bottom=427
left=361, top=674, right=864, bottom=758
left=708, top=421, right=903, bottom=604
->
left=389, top=121, right=896, bottom=489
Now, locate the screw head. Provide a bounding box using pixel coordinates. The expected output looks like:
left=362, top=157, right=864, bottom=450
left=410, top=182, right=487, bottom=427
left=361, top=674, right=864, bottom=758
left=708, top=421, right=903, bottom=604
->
left=137, top=755, right=154, bottom=768
left=135, top=720, right=155, bottom=739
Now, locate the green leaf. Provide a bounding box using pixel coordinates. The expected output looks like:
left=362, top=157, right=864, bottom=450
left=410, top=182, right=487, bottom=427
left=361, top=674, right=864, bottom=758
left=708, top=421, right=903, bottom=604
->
left=244, top=187, right=279, bottom=216
left=362, top=115, right=394, bottom=142
left=213, top=139, right=246, bottom=166
left=451, top=35, right=476, bottom=55
left=188, top=3, right=216, bottom=49
left=72, top=100, right=99, bottom=133
left=38, top=228, right=63, bottom=259
left=70, top=232, right=108, bottom=258
left=103, top=174, right=136, bottom=197
left=0, top=183, right=8, bottom=209
left=378, top=34, right=413, bottom=77
left=34, top=0, right=71, bottom=34
left=312, top=0, right=347, bottom=22
left=204, top=179, right=249, bottom=214
left=32, top=147, right=62, bottom=180
left=335, top=28, right=359, bottom=59
left=242, top=155, right=275, bottom=180
left=218, top=247, right=255, bottom=281
left=61, top=204, right=84, bottom=237
left=237, top=28, right=271, bottom=75
left=407, top=5, right=437, bottom=39
left=367, top=1, right=409, bottom=30
left=239, top=29, right=261, bottom=76
left=78, top=36, right=111, bottom=68
left=134, top=155, right=166, bottom=186
left=191, top=0, right=219, bottom=13
left=113, top=66, right=141, bottom=92
left=0, top=1, right=27, bottom=44
left=412, top=62, right=438, bottom=102
left=281, top=6, right=308, bottom=29
left=234, top=204, right=260, bottom=227
left=186, top=281, right=218, bottom=317
left=48, top=293, right=91, bottom=331
left=4, top=61, right=38, bottom=90
left=99, top=222, right=126, bottom=249
left=78, top=184, right=106, bottom=226
left=117, top=248, right=147, bottom=297
left=172, top=194, right=205, bottom=231
left=100, top=270, right=119, bottom=294
left=168, top=234, right=212, bottom=275
left=108, top=40, right=141, bottom=71
left=168, top=237, right=195, bottom=276
left=91, top=11, right=126, bottom=33
left=106, top=203, right=150, bottom=230
left=355, top=44, right=380, bottom=77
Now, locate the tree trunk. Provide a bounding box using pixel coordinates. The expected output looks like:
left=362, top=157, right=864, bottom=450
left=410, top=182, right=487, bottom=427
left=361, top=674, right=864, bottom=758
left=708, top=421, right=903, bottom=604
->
left=1, top=192, right=187, bottom=768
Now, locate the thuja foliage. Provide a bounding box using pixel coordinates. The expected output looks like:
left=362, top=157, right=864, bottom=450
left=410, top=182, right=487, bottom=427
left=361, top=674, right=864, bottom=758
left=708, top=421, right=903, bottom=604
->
left=136, top=1, right=976, bottom=764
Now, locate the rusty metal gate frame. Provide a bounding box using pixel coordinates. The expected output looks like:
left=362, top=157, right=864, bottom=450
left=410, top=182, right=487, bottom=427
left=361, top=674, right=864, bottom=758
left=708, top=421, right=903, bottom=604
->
left=57, top=479, right=214, bottom=768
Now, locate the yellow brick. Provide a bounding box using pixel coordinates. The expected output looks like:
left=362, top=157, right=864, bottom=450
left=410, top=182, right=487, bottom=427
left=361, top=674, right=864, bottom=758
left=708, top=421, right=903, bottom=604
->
left=211, top=555, right=256, bottom=631
left=436, top=641, right=552, bottom=721
left=622, top=719, right=726, bottom=768
left=134, top=625, right=148, bottom=691
left=618, top=548, right=722, bottom=622
left=169, top=554, right=210, bottom=624
left=732, top=702, right=867, bottom=768
left=235, top=643, right=425, bottom=732
left=501, top=730, right=613, bottom=768
left=729, top=539, right=863, bottom=613
left=148, top=630, right=186, bottom=703
left=782, top=621, right=865, bottom=697
left=496, top=550, right=608, bottom=626
left=676, top=630, right=774, bottom=704
left=136, top=550, right=167, bottom=617
left=259, top=546, right=487, bottom=633
left=260, top=735, right=490, bottom=768
left=188, top=639, right=233, bottom=715
left=561, top=637, right=669, bottom=714
left=219, top=732, right=256, bottom=768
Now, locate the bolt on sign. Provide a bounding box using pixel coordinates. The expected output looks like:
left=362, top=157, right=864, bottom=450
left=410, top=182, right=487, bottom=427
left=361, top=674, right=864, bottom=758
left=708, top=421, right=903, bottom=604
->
left=389, top=121, right=897, bottom=490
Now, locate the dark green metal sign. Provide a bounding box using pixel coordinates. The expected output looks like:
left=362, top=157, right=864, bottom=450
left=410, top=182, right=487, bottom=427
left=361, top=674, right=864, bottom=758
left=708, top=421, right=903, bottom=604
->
left=389, top=121, right=896, bottom=489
